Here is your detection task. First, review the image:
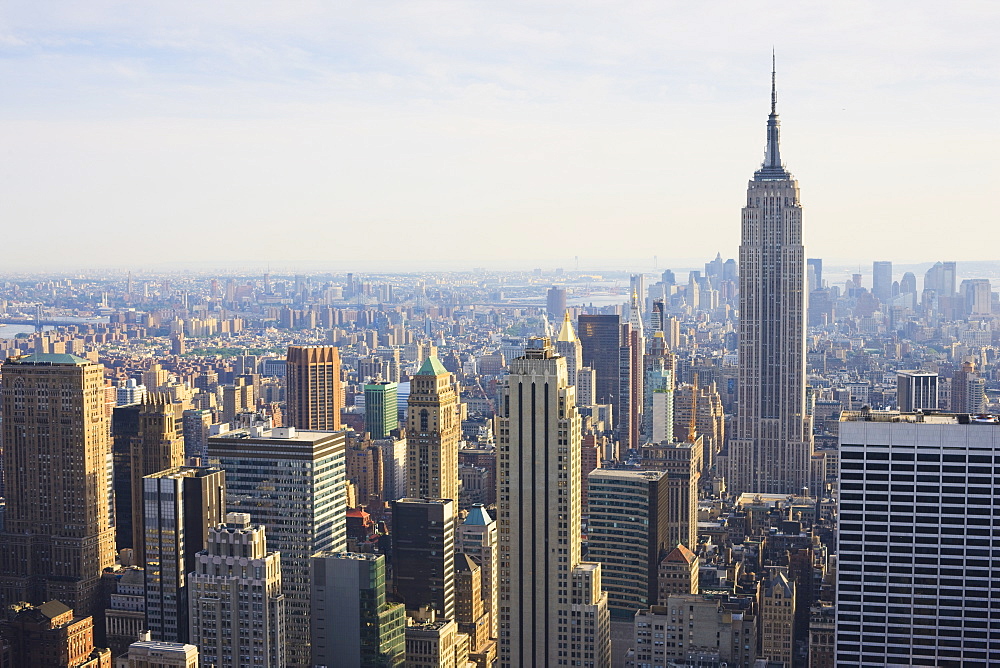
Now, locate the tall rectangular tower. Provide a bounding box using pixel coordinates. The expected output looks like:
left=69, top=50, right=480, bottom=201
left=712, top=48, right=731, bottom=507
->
left=207, top=426, right=346, bottom=668
left=872, top=260, right=893, bottom=303
left=132, top=395, right=186, bottom=565
left=0, top=353, right=116, bottom=617
left=729, top=63, right=813, bottom=495
left=586, top=469, right=669, bottom=618
left=142, top=466, right=226, bottom=643
left=286, top=345, right=343, bottom=431
left=836, top=411, right=1000, bottom=666
left=896, top=370, right=938, bottom=412
left=364, top=381, right=399, bottom=439
left=457, top=504, right=498, bottom=639
left=406, top=356, right=460, bottom=502
left=310, top=552, right=406, bottom=668
left=497, top=338, right=610, bottom=668
left=577, top=314, right=621, bottom=410
left=391, top=498, right=456, bottom=620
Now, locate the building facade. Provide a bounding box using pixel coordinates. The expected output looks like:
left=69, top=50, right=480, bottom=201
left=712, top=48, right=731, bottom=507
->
left=0, top=600, right=112, bottom=668
left=142, top=466, right=226, bottom=643
left=364, top=381, right=399, bottom=439
left=578, top=315, right=621, bottom=413
left=286, top=345, right=344, bottom=431
left=131, top=395, right=187, bottom=565
left=586, top=469, right=669, bottom=618
left=310, top=552, right=405, bottom=668
left=406, top=356, right=461, bottom=502
left=497, top=338, right=610, bottom=667
left=456, top=504, right=498, bottom=640
left=207, top=427, right=346, bottom=668
left=837, top=411, right=1000, bottom=666
left=391, top=498, right=456, bottom=620
left=0, top=354, right=116, bottom=617
left=188, top=513, right=284, bottom=668
left=896, top=370, right=939, bottom=413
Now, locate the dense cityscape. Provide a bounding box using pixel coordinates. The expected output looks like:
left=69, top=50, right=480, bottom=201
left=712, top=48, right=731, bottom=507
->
left=0, top=58, right=999, bottom=668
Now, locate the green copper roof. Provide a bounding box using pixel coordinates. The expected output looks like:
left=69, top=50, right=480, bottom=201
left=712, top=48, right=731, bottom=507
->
left=463, top=504, right=494, bottom=526
left=415, top=355, right=448, bottom=376
left=8, top=353, right=91, bottom=365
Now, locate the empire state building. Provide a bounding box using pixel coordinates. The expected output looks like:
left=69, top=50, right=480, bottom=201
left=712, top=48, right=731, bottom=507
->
left=728, top=62, right=813, bottom=495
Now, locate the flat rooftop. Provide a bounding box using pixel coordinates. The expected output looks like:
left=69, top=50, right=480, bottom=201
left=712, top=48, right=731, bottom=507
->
left=841, top=410, right=999, bottom=425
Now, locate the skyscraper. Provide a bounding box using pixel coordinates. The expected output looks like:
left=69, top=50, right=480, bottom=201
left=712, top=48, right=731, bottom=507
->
left=586, top=469, right=670, bottom=618
left=364, top=380, right=399, bottom=439
left=806, top=258, right=823, bottom=292
left=497, top=338, right=610, bottom=667
left=951, top=360, right=986, bottom=414
left=896, top=370, right=938, bottom=412
left=132, top=395, right=186, bottom=565
left=872, top=260, right=893, bottom=303
left=0, top=353, right=116, bottom=617
left=286, top=345, right=343, bottom=431
left=207, top=426, right=347, bottom=668
left=310, top=552, right=406, bottom=668
left=391, top=498, right=456, bottom=620
left=578, top=314, right=621, bottom=409
left=642, top=331, right=674, bottom=444
left=619, top=322, right=644, bottom=451
left=728, top=61, right=813, bottom=495
left=836, top=410, right=1000, bottom=666
left=546, top=286, right=567, bottom=321
left=406, top=356, right=460, bottom=502
left=639, top=438, right=703, bottom=550
left=142, top=466, right=226, bottom=643
left=188, top=513, right=285, bottom=668
left=456, top=504, right=498, bottom=640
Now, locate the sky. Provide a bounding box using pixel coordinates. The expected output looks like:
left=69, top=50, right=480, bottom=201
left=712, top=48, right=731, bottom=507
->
left=1, top=2, right=999, bottom=272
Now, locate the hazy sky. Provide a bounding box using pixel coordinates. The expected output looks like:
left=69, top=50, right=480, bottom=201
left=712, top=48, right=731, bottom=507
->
left=1, top=2, right=998, bottom=271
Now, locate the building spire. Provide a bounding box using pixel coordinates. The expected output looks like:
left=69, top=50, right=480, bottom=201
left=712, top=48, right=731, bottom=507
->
left=756, top=51, right=788, bottom=181
left=771, top=49, right=777, bottom=115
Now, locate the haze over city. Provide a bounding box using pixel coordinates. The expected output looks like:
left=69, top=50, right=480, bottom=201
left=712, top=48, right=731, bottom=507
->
left=1, top=1, right=999, bottom=269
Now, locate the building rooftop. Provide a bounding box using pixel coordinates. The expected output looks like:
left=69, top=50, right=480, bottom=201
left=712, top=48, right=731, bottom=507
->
left=841, top=410, right=998, bottom=424
left=589, top=468, right=666, bottom=482
left=209, top=426, right=341, bottom=444
left=415, top=355, right=449, bottom=376
left=463, top=504, right=494, bottom=526
left=313, top=551, right=380, bottom=562
left=455, top=553, right=479, bottom=573
left=662, top=544, right=697, bottom=565
left=556, top=311, right=578, bottom=343
left=36, top=600, right=72, bottom=620
left=6, top=352, right=91, bottom=365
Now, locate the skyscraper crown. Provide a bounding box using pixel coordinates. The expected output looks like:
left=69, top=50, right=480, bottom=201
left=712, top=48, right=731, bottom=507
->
left=754, top=53, right=791, bottom=181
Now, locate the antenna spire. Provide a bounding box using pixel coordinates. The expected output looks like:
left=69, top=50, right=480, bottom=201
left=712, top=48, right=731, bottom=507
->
left=771, top=50, right=777, bottom=115
left=757, top=51, right=788, bottom=179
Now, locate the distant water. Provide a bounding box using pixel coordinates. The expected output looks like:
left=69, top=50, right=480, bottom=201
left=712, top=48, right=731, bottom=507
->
left=0, top=325, right=54, bottom=338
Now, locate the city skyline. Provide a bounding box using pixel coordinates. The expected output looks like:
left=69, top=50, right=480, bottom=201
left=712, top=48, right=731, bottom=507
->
left=1, top=3, right=999, bottom=268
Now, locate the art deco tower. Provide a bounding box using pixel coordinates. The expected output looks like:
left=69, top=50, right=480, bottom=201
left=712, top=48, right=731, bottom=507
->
left=406, top=356, right=460, bottom=502
left=728, top=61, right=813, bottom=494
left=497, top=338, right=610, bottom=668
left=0, top=353, right=116, bottom=617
